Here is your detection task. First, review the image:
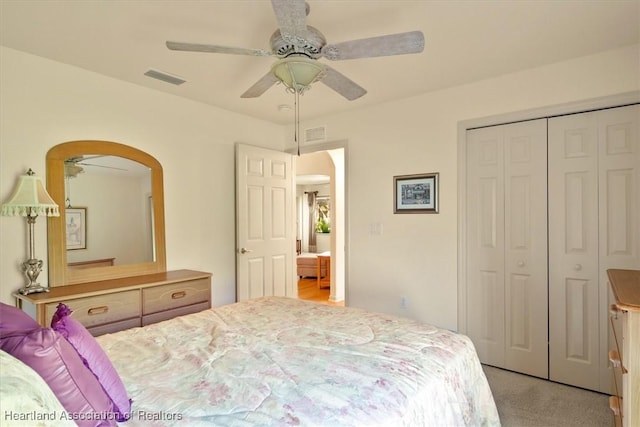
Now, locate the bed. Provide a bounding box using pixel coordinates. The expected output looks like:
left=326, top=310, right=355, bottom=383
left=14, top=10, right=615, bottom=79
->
left=98, top=297, right=499, bottom=426
left=1, top=297, right=499, bottom=426
left=297, top=252, right=329, bottom=277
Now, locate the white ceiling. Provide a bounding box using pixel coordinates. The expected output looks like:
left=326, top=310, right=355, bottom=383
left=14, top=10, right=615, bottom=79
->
left=297, top=174, right=330, bottom=185
left=1, top=1, right=638, bottom=125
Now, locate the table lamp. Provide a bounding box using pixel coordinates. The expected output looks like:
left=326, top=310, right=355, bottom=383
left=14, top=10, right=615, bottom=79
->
left=1, top=169, right=60, bottom=294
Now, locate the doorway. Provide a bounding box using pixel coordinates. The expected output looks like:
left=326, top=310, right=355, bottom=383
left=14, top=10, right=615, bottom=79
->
left=294, top=143, right=346, bottom=306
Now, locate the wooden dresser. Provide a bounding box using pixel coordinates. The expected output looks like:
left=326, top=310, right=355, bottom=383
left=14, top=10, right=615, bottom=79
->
left=14, top=269, right=212, bottom=336
left=608, top=269, right=640, bottom=427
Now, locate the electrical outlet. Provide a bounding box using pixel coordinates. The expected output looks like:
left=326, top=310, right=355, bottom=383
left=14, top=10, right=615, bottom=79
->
left=400, top=296, right=408, bottom=309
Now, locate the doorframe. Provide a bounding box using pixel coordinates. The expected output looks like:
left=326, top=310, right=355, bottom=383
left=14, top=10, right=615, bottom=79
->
left=456, top=91, right=640, bottom=334
left=287, top=139, right=349, bottom=304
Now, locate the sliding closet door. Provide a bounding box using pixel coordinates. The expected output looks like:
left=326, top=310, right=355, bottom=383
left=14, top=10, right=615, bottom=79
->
left=466, top=119, right=548, bottom=378
left=549, top=104, right=639, bottom=393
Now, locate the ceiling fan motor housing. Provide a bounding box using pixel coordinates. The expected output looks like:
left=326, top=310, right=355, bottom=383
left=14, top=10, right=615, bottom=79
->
left=270, top=26, right=326, bottom=58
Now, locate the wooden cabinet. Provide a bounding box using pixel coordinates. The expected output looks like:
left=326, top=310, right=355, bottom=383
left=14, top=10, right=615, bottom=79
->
left=15, top=270, right=212, bottom=336
left=608, top=269, right=640, bottom=427
left=317, top=254, right=330, bottom=289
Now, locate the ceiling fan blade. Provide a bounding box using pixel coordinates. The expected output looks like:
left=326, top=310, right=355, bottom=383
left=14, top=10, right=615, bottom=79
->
left=241, top=72, right=280, bottom=98
left=271, top=0, right=308, bottom=38
left=321, top=31, right=425, bottom=61
left=77, top=163, right=128, bottom=171
left=320, top=66, right=367, bottom=101
left=166, top=41, right=272, bottom=57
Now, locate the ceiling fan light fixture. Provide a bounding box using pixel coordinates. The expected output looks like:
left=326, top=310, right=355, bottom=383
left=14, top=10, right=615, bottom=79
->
left=271, top=56, right=326, bottom=94
left=64, top=163, right=84, bottom=178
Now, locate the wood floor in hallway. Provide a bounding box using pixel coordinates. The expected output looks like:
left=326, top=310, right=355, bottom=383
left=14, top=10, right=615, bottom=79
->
left=297, top=277, right=344, bottom=306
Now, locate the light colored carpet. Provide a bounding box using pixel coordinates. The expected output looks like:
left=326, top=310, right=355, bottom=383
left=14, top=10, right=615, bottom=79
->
left=482, top=365, right=613, bottom=427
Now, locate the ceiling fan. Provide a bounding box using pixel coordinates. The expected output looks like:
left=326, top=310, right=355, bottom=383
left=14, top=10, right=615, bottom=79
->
left=166, top=0, right=425, bottom=100
left=64, top=156, right=127, bottom=178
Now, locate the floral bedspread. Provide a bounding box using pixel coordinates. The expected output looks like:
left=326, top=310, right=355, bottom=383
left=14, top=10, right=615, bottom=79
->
left=97, top=297, right=500, bottom=426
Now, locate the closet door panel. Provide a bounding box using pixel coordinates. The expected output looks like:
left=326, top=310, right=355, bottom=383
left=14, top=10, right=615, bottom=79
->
left=466, top=119, right=547, bottom=376
left=599, top=105, right=638, bottom=264
left=549, top=112, right=601, bottom=391
left=504, top=120, right=548, bottom=378
left=597, top=104, right=639, bottom=392
left=466, top=127, right=505, bottom=367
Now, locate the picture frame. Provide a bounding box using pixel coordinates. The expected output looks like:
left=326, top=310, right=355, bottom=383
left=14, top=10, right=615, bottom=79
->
left=66, top=207, right=87, bottom=250
left=393, top=173, right=439, bottom=214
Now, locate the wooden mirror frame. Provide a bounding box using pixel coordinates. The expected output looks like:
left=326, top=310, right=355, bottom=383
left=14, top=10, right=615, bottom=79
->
left=46, top=140, right=166, bottom=286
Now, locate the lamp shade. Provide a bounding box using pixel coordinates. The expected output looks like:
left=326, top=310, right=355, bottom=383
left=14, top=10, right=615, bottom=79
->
left=1, top=169, right=59, bottom=217
left=272, top=56, right=326, bottom=94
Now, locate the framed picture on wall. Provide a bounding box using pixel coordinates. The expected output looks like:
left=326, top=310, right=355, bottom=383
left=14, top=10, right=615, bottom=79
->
left=66, top=207, right=87, bottom=250
left=393, top=173, right=439, bottom=214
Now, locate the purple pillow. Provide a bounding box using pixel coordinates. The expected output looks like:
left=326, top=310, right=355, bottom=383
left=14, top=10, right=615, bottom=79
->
left=52, top=303, right=132, bottom=421
left=0, top=302, right=39, bottom=332
left=0, top=327, right=117, bottom=427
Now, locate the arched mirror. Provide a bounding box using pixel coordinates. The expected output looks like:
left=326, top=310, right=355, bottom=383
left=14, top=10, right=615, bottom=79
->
left=47, top=140, right=166, bottom=286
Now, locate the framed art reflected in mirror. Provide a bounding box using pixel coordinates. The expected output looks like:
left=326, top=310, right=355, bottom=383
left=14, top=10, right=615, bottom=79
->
left=66, top=207, right=86, bottom=250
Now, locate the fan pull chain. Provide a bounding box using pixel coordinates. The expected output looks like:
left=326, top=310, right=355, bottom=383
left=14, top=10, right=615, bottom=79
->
left=295, top=90, right=301, bottom=156
left=65, top=175, right=72, bottom=208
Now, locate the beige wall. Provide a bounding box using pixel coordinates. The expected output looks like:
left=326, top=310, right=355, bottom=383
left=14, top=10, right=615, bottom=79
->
left=1, top=44, right=638, bottom=330
left=0, top=47, right=284, bottom=307
left=289, top=44, right=639, bottom=330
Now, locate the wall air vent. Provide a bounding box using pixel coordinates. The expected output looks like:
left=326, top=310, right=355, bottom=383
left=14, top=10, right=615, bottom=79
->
left=305, top=125, right=327, bottom=143
left=144, top=69, right=186, bottom=86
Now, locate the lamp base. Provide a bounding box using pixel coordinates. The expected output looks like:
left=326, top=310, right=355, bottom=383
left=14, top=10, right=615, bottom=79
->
left=18, top=284, right=50, bottom=295
left=20, top=258, right=48, bottom=295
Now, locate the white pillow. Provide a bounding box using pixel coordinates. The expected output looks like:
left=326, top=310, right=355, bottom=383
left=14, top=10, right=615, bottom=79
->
left=0, top=350, right=76, bottom=427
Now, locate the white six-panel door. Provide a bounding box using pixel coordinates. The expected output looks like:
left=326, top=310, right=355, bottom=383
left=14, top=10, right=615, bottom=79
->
left=235, top=144, right=295, bottom=302
left=548, top=112, right=601, bottom=390
left=466, top=119, right=548, bottom=378
left=465, top=104, right=638, bottom=392
left=549, top=105, right=639, bottom=393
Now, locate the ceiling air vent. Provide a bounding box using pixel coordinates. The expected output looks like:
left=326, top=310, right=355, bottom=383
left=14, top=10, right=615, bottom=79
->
left=305, top=125, right=326, bottom=143
left=144, top=69, right=186, bottom=86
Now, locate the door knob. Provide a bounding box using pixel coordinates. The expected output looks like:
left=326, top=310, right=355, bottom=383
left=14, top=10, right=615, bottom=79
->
left=239, top=247, right=253, bottom=254
left=574, top=264, right=582, bottom=271
left=517, top=260, right=525, bottom=267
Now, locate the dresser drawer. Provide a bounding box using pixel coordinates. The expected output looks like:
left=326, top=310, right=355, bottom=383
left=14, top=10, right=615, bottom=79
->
left=142, top=301, right=210, bottom=326
left=142, top=278, right=210, bottom=315
left=88, top=318, right=142, bottom=337
left=45, top=290, right=141, bottom=328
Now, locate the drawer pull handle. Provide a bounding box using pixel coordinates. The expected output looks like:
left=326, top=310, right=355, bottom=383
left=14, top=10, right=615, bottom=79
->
left=610, top=304, right=620, bottom=317
left=172, top=291, right=186, bottom=299
left=609, top=396, right=621, bottom=416
left=88, top=306, right=109, bottom=316
left=608, top=350, right=628, bottom=374
left=609, top=350, right=621, bottom=368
